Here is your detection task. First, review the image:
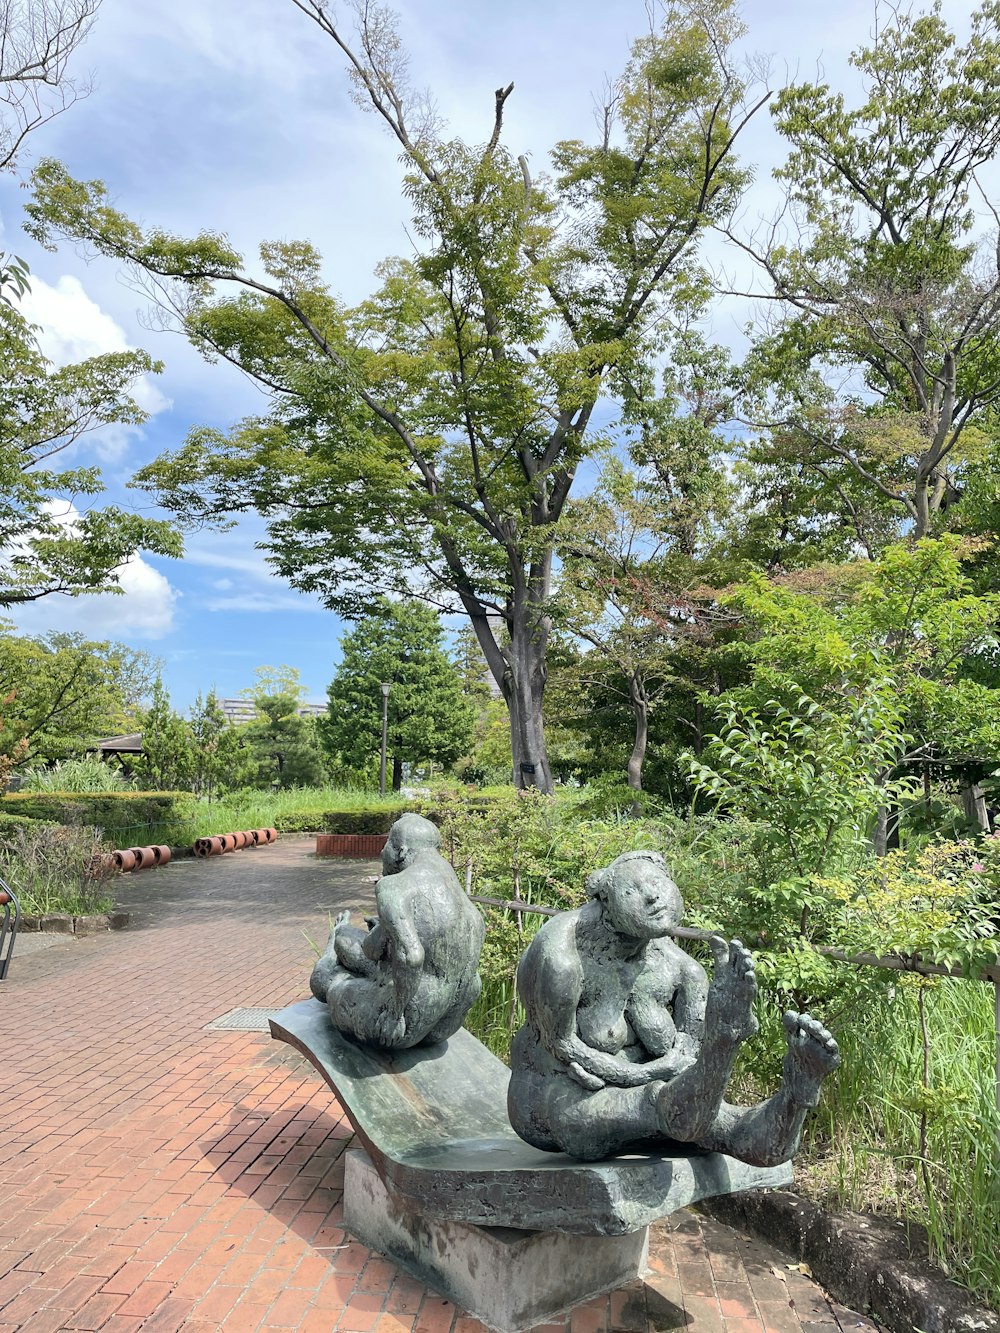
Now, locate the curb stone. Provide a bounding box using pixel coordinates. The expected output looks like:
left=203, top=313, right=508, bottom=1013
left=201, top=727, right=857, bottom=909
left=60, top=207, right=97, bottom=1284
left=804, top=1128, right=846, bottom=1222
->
left=20, top=910, right=130, bottom=933
left=698, top=1189, right=1000, bottom=1333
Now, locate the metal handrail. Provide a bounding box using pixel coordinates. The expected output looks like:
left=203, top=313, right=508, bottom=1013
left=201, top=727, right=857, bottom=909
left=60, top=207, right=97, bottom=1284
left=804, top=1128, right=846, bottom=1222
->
left=0, top=873, right=20, bottom=981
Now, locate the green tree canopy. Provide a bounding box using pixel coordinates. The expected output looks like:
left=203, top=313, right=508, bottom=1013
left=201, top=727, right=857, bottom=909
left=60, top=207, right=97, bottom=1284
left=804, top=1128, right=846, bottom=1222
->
left=243, top=691, right=327, bottom=789
left=0, top=1, right=178, bottom=602
left=0, top=294, right=180, bottom=606
left=189, top=689, right=254, bottom=799
left=731, top=0, right=1000, bottom=544
left=691, top=538, right=1000, bottom=854
left=26, top=0, right=766, bottom=790
left=0, top=629, right=152, bottom=764
left=323, top=599, right=475, bottom=790
left=134, top=677, right=194, bottom=792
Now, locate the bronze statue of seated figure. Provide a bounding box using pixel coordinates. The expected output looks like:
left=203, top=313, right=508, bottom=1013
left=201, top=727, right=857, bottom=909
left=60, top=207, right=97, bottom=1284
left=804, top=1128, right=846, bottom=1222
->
left=507, top=850, right=839, bottom=1165
left=310, top=813, right=485, bottom=1049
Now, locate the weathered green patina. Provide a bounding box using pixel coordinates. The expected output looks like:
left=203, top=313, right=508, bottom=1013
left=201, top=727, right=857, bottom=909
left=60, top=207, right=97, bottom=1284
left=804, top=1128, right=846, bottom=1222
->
left=269, top=997, right=791, bottom=1236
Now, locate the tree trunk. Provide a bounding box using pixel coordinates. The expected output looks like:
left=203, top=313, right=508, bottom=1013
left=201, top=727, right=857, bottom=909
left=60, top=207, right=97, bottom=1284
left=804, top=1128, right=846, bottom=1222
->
left=502, top=619, right=552, bottom=793
left=886, top=802, right=900, bottom=850
left=451, top=543, right=555, bottom=794
left=391, top=756, right=403, bottom=793
left=627, top=672, right=648, bottom=807
left=913, top=478, right=932, bottom=538
left=872, top=804, right=889, bottom=857
left=962, top=782, right=990, bottom=833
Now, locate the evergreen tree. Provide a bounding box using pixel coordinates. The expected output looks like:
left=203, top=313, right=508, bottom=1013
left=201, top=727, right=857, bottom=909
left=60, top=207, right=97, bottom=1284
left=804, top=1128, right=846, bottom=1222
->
left=189, top=689, right=252, bottom=799
left=243, top=691, right=327, bottom=789
left=135, top=678, right=193, bottom=791
left=323, top=601, right=475, bottom=790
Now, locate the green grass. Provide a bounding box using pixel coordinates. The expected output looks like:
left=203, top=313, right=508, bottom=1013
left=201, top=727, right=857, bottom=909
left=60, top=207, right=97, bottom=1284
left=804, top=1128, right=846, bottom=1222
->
left=792, top=972, right=1000, bottom=1306
left=89, top=786, right=409, bottom=847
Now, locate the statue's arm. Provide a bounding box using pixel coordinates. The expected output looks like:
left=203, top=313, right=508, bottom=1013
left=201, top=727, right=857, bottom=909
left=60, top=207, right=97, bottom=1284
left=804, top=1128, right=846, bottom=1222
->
left=524, top=941, right=659, bottom=1090
left=379, top=894, right=425, bottom=1018
left=362, top=921, right=388, bottom=962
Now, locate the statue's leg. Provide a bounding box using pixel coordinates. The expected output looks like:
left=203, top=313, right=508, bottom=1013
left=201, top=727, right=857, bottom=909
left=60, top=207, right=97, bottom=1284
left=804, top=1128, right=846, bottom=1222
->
left=654, top=940, right=759, bottom=1142
left=696, top=1013, right=840, bottom=1167
left=545, top=1080, right=668, bottom=1161
left=421, top=971, right=482, bottom=1045
left=326, top=970, right=390, bottom=1044
left=309, top=923, right=340, bottom=1001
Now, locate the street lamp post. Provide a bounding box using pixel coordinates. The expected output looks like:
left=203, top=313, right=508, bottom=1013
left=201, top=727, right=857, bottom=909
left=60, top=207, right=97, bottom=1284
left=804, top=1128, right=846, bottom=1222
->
left=379, top=682, right=391, bottom=796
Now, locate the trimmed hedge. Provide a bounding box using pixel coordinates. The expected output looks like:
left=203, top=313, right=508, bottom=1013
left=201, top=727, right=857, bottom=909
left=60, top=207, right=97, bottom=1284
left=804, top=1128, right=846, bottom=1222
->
left=272, top=809, right=336, bottom=834
left=316, top=795, right=510, bottom=835
left=320, top=806, right=417, bottom=835
left=0, top=811, right=44, bottom=836
left=0, top=791, right=196, bottom=843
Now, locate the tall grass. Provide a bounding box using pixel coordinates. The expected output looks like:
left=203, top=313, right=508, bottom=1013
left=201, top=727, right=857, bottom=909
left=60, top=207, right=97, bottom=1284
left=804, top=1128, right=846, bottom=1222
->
left=0, top=823, right=116, bottom=915
left=792, top=972, right=1000, bottom=1305
left=20, top=757, right=134, bottom=793
left=88, top=786, right=408, bottom=847
left=188, top=787, right=406, bottom=837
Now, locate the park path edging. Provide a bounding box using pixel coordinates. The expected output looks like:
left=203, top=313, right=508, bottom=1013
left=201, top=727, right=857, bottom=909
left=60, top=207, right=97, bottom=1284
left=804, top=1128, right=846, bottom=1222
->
left=699, top=1188, right=1000, bottom=1333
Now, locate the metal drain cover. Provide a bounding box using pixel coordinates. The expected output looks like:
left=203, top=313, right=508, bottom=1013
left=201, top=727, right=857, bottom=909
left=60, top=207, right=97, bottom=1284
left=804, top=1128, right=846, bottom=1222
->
left=206, top=1006, right=279, bottom=1032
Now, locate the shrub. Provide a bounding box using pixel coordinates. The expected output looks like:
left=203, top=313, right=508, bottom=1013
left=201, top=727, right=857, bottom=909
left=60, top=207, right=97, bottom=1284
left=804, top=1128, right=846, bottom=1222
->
left=0, top=822, right=116, bottom=915
left=320, top=806, right=416, bottom=835
left=0, top=811, right=40, bottom=838
left=166, top=787, right=414, bottom=841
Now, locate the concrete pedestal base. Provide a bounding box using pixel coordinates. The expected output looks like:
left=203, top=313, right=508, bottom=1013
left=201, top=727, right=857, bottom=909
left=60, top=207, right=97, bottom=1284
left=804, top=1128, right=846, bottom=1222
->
left=344, top=1150, right=649, bottom=1333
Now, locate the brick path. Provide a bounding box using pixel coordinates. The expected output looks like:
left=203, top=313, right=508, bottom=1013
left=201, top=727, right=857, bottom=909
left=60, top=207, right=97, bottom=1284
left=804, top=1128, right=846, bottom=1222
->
left=0, top=838, right=880, bottom=1333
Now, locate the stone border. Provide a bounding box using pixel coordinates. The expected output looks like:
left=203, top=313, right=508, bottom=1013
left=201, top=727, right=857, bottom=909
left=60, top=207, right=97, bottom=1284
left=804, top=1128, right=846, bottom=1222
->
left=20, top=911, right=130, bottom=934
left=698, top=1189, right=1000, bottom=1333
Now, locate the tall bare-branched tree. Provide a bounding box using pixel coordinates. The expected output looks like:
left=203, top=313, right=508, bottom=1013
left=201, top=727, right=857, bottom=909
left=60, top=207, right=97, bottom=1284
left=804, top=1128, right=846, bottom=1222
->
left=0, top=0, right=98, bottom=172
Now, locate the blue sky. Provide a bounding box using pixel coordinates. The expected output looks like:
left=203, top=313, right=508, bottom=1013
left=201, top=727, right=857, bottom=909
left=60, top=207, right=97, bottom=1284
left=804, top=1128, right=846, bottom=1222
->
left=0, top=0, right=977, bottom=712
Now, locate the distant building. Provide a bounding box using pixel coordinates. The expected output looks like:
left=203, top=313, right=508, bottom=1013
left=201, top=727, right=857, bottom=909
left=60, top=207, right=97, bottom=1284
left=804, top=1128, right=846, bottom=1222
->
left=92, top=733, right=144, bottom=758
left=219, top=698, right=258, bottom=725
left=219, top=698, right=327, bottom=724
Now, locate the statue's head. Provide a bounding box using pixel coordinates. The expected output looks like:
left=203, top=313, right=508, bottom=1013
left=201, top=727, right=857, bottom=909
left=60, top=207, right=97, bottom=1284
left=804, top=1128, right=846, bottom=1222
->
left=585, top=850, right=683, bottom=941
left=382, top=812, right=441, bottom=874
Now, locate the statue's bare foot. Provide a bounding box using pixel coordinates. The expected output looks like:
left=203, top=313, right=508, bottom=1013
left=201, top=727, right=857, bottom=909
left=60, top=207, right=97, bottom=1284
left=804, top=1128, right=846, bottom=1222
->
left=704, top=937, right=759, bottom=1044
left=782, top=1012, right=840, bottom=1107
left=310, top=915, right=351, bottom=1002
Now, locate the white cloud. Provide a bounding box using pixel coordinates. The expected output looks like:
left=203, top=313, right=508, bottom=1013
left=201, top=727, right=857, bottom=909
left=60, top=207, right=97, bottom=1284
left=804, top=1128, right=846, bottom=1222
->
left=5, top=501, right=179, bottom=642
left=9, top=555, right=179, bottom=642
left=182, top=539, right=277, bottom=580
left=203, top=591, right=325, bottom=614
left=18, top=275, right=171, bottom=461
left=183, top=531, right=326, bottom=613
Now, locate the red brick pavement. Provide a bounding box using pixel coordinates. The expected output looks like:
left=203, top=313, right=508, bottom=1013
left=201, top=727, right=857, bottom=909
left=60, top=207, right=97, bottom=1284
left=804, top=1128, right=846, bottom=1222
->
left=0, top=837, right=880, bottom=1332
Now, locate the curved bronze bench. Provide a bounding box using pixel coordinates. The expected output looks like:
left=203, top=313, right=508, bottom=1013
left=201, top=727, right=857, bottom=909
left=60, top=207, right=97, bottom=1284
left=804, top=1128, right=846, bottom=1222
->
left=270, top=999, right=791, bottom=1331
left=271, top=998, right=789, bottom=1235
